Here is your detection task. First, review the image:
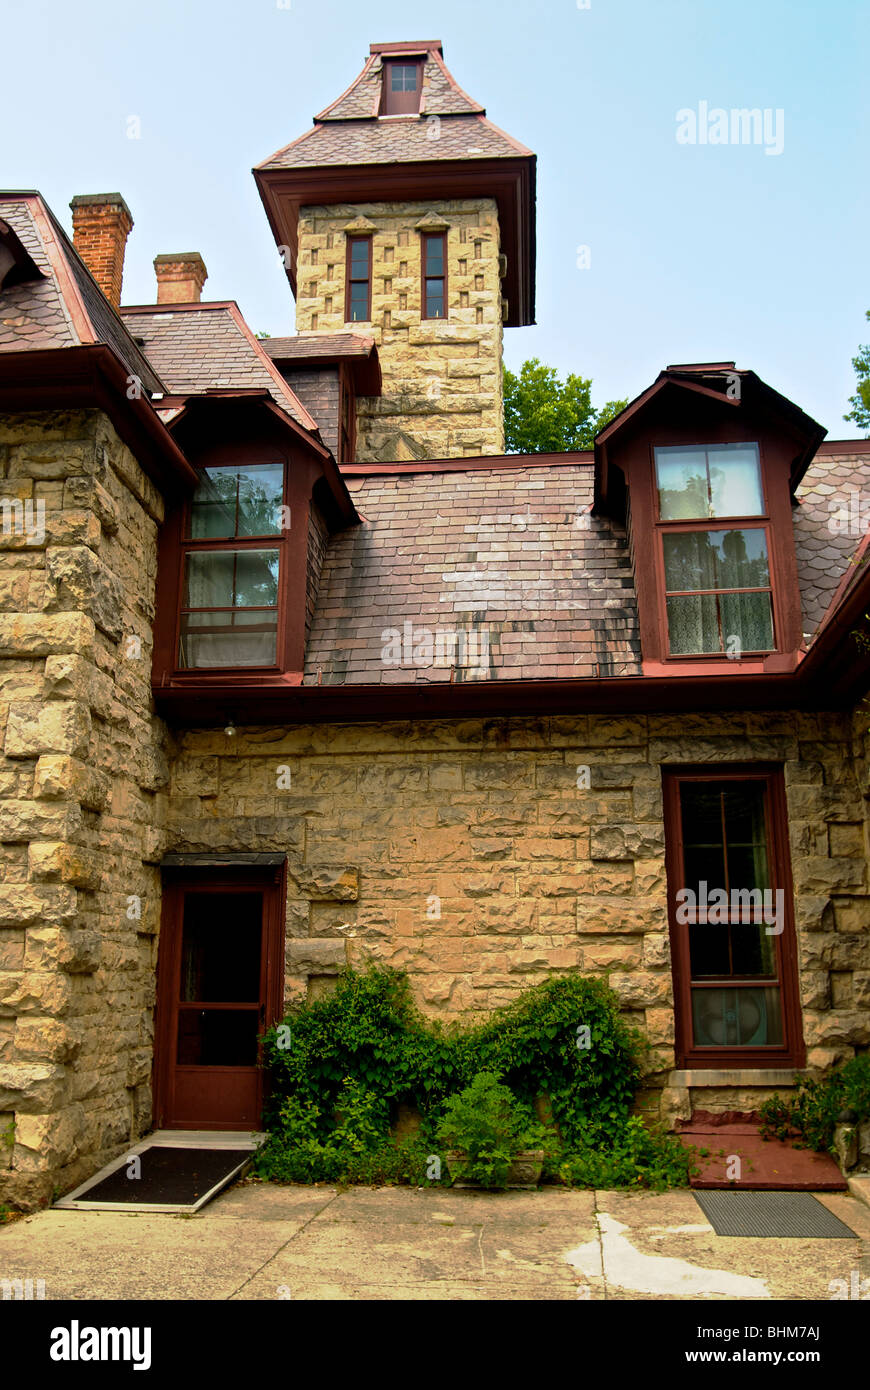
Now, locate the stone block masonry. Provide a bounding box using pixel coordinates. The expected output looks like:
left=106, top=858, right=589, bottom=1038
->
left=0, top=410, right=167, bottom=1210
left=167, top=709, right=870, bottom=1117
left=296, top=199, right=505, bottom=460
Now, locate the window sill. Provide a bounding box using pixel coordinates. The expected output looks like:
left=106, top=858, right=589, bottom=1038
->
left=670, top=1068, right=798, bottom=1088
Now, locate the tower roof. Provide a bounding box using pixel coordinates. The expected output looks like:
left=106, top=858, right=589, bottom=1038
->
left=254, top=41, right=536, bottom=327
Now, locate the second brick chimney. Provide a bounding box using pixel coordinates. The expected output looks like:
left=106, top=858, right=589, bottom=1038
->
left=70, top=193, right=133, bottom=310
left=154, top=252, right=208, bottom=304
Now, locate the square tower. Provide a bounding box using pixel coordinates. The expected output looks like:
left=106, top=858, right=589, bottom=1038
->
left=255, top=41, right=536, bottom=462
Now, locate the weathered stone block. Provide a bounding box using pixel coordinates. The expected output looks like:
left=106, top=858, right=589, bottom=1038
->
left=5, top=700, right=91, bottom=758
left=285, top=939, right=347, bottom=973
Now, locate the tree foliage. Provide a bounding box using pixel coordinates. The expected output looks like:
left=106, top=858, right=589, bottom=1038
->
left=845, top=310, right=870, bottom=434
left=503, top=358, right=627, bottom=454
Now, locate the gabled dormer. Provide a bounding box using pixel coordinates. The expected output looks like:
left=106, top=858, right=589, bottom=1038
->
left=594, top=364, right=826, bottom=675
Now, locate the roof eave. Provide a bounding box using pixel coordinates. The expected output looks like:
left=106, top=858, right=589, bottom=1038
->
left=0, top=344, right=197, bottom=494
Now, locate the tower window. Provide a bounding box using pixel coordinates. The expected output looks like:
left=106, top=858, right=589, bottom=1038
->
left=345, top=236, right=372, bottom=323
left=383, top=61, right=422, bottom=115
left=422, top=233, right=447, bottom=320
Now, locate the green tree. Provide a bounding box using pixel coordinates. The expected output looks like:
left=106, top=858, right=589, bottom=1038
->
left=503, top=358, right=626, bottom=454
left=845, top=310, right=870, bottom=434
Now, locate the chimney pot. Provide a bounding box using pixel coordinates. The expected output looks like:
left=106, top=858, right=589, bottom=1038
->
left=69, top=193, right=133, bottom=310
left=154, top=252, right=208, bottom=304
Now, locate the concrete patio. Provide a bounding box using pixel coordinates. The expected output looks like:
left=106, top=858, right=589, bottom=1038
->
left=2, top=1180, right=869, bottom=1301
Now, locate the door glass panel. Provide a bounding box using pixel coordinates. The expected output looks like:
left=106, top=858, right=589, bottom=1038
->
left=177, top=1009, right=260, bottom=1066
left=180, top=892, right=262, bottom=1002
left=177, top=892, right=262, bottom=1067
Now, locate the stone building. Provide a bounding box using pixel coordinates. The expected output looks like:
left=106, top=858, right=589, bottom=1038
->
left=0, top=40, right=868, bottom=1209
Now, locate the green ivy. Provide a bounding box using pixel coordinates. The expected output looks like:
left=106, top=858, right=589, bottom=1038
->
left=759, top=1054, right=870, bottom=1152
left=256, top=965, right=691, bottom=1190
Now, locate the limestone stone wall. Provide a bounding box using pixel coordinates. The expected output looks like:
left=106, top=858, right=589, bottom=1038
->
left=166, top=709, right=870, bottom=1115
left=295, top=199, right=505, bottom=460
left=0, top=410, right=167, bottom=1209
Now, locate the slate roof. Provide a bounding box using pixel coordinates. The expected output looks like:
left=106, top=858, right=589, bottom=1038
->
left=257, top=42, right=531, bottom=172
left=265, top=332, right=376, bottom=361
left=315, top=44, right=484, bottom=121
left=302, top=462, right=641, bottom=685
left=794, top=445, right=870, bottom=640
left=0, top=194, right=162, bottom=391
left=260, top=114, right=531, bottom=172
left=121, top=303, right=319, bottom=433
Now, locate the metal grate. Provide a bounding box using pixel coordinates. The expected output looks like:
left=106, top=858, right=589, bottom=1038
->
left=694, top=1190, right=857, bottom=1238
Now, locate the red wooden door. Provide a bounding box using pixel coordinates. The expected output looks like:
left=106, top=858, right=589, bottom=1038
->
left=154, top=867, right=285, bottom=1130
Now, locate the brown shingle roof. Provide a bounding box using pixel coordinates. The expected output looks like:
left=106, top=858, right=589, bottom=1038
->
left=259, top=112, right=530, bottom=171
left=0, top=193, right=162, bottom=391
left=313, top=43, right=484, bottom=122
left=303, top=463, right=641, bottom=684
left=121, top=302, right=319, bottom=434
left=794, top=443, right=870, bottom=640
left=265, top=332, right=375, bottom=360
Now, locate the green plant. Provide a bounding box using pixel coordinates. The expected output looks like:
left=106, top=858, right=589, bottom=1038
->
left=435, top=1072, right=545, bottom=1189
left=257, top=965, right=688, bottom=1190
left=1, top=1119, right=14, bottom=1151
left=759, top=1054, right=870, bottom=1152
left=559, top=1117, right=695, bottom=1191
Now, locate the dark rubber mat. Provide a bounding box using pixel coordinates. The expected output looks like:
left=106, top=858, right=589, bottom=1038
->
left=694, top=1190, right=857, bottom=1238
left=74, top=1147, right=251, bottom=1206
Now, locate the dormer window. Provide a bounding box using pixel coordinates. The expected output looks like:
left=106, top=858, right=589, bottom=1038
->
left=178, top=462, right=286, bottom=669
left=382, top=61, right=422, bottom=115
left=655, top=443, right=775, bottom=657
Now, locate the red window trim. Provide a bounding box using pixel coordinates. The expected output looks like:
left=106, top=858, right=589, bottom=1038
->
left=650, top=439, right=785, bottom=662
left=421, top=231, right=448, bottom=320
left=345, top=235, right=372, bottom=324
left=174, top=460, right=291, bottom=675
left=381, top=60, right=423, bottom=116
left=663, top=764, right=805, bottom=1070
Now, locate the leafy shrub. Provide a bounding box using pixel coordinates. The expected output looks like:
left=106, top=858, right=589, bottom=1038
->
left=256, top=965, right=688, bottom=1190
left=759, top=1054, right=870, bottom=1152
left=435, top=1072, right=547, bottom=1189
left=558, top=1116, right=694, bottom=1191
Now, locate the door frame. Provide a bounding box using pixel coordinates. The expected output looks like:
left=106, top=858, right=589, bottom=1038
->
left=152, top=856, right=287, bottom=1130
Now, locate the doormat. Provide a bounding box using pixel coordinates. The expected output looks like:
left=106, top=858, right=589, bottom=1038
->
left=55, top=1145, right=254, bottom=1214
left=677, top=1115, right=846, bottom=1191
left=693, top=1190, right=857, bottom=1238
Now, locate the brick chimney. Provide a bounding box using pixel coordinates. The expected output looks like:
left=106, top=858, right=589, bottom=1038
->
left=69, top=193, right=133, bottom=310
left=154, top=253, right=208, bottom=304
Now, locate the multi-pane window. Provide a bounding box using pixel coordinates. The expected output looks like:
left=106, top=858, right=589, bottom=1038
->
left=665, top=769, right=802, bottom=1066
left=178, top=463, right=285, bottom=669
left=654, top=443, right=774, bottom=656
left=383, top=61, right=422, bottom=115
left=346, top=237, right=372, bottom=323
left=422, top=233, right=446, bottom=319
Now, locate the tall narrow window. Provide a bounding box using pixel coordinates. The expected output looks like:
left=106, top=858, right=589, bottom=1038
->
left=178, top=462, right=286, bottom=669
left=345, top=237, right=372, bottom=323
left=382, top=61, right=422, bottom=115
left=422, top=233, right=447, bottom=319
left=654, top=442, right=774, bottom=657
left=664, top=768, right=803, bottom=1068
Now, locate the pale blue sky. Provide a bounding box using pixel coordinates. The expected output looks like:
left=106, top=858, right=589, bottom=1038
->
left=4, top=0, right=868, bottom=434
